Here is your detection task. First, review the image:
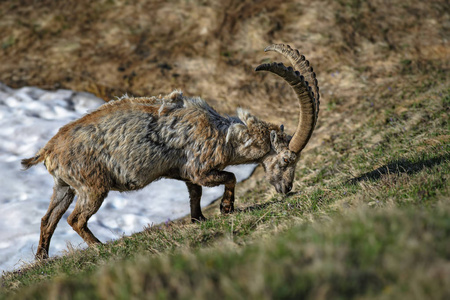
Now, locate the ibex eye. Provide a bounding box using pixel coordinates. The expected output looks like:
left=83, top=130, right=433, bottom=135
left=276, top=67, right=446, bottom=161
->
left=283, top=158, right=289, bottom=163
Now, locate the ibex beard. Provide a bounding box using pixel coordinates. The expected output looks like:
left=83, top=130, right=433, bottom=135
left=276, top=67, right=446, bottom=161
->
left=22, top=44, right=319, bottom=259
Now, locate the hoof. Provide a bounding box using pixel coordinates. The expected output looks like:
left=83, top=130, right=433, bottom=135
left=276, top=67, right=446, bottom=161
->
left=35, top=250, right=49, bottom=261
left=220, top=202, right=234, bottom=214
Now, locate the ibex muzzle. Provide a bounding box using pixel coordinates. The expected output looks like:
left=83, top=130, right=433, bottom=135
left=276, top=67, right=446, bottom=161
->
left=22, top=44, right=319, bottom=259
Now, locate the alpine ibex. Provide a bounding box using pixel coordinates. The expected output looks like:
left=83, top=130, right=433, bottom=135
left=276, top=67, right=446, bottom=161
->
left=22, top=44, right=319, bottom=259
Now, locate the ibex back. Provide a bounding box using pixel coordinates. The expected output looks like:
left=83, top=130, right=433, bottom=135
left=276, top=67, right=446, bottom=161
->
left=22, top=44, right=320, bottom=259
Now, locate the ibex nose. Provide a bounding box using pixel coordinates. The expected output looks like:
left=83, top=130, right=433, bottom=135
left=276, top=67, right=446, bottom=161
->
left=286, top=184, right=292, bottom=193
left=275, top=184, right=292, bottom=194
left=279, top=184, right=292, bottom=194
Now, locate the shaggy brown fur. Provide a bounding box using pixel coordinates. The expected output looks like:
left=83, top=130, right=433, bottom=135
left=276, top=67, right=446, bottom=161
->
left=22, top=44, right=319, bottom=259
left=21, top=91, right=286, bottom=258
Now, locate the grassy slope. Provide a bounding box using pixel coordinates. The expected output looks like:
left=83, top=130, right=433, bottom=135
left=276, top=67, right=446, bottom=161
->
left=1, top=0, right=449, bottom=298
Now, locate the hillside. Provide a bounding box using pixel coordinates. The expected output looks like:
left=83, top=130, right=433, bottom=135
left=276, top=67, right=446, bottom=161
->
left=1, top=0, right=449, bottom=298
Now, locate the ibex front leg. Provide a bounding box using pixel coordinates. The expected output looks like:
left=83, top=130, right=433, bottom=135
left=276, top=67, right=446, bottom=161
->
left=186, top=182, right=207, bottom=223
left=196, top=170, right=236, bottom=215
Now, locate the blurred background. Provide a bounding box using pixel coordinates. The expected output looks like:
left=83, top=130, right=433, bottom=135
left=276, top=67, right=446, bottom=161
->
left=1, top=0, right=446, bottom=131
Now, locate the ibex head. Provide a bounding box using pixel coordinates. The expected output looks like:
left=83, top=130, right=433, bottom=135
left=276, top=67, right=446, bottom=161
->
left=261, top=127, right=298, bottom=194
left=256, top=44, right=320, bottom=194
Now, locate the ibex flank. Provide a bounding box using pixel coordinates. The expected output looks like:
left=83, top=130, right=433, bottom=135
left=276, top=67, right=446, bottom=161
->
left=22, top=44, right=320, bottom=259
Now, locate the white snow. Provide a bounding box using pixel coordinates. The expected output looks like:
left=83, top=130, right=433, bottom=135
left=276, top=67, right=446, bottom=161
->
left=0, top=83, right=256, bottom=273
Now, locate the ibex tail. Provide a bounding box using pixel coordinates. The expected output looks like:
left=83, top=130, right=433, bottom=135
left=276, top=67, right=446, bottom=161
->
left=21, top=154, right=45, bottom=170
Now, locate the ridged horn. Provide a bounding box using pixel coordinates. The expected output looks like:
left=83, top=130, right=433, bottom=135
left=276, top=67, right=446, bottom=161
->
left=264, top=44, right=320, bottom=124
left=255, top=44, right=319, bottom=153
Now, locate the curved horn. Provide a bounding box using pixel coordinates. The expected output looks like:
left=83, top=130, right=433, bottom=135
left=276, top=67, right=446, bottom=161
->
left=264, top=44, right=320, bottom=122
left=255, top=44, right=319, bottom=153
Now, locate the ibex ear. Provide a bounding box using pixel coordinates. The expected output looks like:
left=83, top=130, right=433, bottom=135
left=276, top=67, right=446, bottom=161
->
left=237, top=108, right=260, bottom=128
left=270, top=130, right=282, bottom=153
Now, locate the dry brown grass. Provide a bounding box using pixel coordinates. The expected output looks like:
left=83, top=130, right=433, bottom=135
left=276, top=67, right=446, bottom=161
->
left=2, top=0, right=447, bottom=107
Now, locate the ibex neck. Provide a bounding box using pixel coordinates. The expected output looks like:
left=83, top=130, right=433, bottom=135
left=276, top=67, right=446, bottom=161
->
left=227, top=121, right=276, bottom=165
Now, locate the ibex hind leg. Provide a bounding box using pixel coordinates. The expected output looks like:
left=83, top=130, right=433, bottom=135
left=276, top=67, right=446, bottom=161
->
left=67, top=189, right=108, bottom=246
left=36, top=178, right=76, bottom=260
